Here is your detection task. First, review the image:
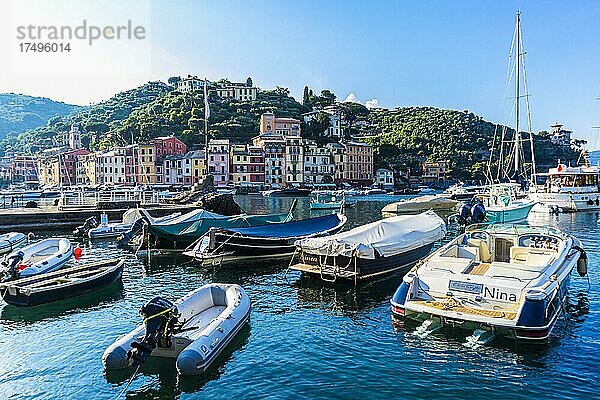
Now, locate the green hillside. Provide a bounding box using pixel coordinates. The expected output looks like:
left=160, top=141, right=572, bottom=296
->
left=367, top=107, right=581, bottom=180
left=1, top=81, right=171, bottom=154
left=0, top=94, right=82, bottom=142
left=107, top=85, right=308, bottom=149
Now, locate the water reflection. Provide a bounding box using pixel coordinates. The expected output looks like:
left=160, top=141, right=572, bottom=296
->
left=293, top=272, right=405, bottom=314
left=0, top=280, right=124, bottom=326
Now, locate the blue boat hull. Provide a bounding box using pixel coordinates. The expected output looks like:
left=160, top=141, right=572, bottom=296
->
left=486, top=202, right=535, bottom=223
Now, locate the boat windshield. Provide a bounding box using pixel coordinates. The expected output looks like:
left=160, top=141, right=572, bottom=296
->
left=546, top=174, right=598, bottom=189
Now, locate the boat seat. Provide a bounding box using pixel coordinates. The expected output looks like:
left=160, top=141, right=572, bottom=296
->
left=440, top=244, right=479, bottom=261
left=510, top=247, right=556, bottom=269
left=467, top=238, right=492, bottom=263
left=427, top=257, right=473, bottom=274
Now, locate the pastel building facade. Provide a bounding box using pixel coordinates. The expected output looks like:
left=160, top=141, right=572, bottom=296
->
left=208, top=139, right=231, bottom=186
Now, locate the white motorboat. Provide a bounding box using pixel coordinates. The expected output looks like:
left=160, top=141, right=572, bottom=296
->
left=1, top=238, right=73, bottom=282
left=529, top=164, right=600, bottom=212
left=309, top=194, right=355, bottom=210
left=88, top=209, right=182, bottom=239
left=0, top=232, right=27, bottom=255
left=382, top=195, right=457, bottom=215
left=102, top=283, right=251, bottom=375
left=391, top=224, right=586, bottom=342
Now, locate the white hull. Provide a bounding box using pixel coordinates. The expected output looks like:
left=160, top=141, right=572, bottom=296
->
left=530, top=192, right=600, bottom=212
left=5, top=238, right=73, bottom=278
left=0, top=233, right=27, bottom=255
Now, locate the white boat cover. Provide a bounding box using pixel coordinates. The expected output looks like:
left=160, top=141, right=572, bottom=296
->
left=382, top=195, right=457, bottom=213
left=295, top=210, right=446, bottom=259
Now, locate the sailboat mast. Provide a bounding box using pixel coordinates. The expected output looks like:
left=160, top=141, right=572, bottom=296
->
left=514, top=11, right=521, bottom=177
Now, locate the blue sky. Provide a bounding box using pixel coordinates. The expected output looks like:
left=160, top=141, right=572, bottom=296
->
left=1, top=0, right=600, bottom=147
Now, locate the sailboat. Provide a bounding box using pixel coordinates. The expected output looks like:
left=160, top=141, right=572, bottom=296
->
left=481, top=12, right=536, bottom=223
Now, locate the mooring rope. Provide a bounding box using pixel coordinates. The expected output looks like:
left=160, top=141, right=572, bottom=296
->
left=115, top=364, right=141, bottom=400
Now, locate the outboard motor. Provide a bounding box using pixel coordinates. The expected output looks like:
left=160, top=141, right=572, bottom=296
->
left=455, top=202, right=472, bottom=225
left=1, top=251, right=25, bottom=282
left=117, top=218, right=147, bottom=247
left=73, top=216, right=99, bottom=237
left=470, top=202, right=486, bottom=223
left=127, top=297, right=180, bottom=366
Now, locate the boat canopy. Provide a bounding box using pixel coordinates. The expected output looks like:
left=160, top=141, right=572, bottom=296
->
left=180, top=212, right=291, bottom=235
left=295, top=210, right=446, bottom=259
left=223, top=213, right=346, bottom=239
left=151, top=209, right=229, bottom=225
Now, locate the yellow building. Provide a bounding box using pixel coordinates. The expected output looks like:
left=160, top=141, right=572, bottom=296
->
left=422, top=161, right=449, bottom=185
left=137, top=143, right=156, bottom=184
left=78, top=153, right=97, bottom=185
left=37, top=156, right=60, bottom=187
left=187, top=150, right=207, bottom=184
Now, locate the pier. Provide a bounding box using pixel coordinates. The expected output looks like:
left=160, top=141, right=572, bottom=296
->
left=0, top=204, right=197, bottom=231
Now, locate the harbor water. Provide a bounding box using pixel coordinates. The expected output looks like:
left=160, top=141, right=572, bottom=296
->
left=0, top=195, right=598, bottom=399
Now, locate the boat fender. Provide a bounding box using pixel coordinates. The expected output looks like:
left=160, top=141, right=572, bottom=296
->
left=573, top=245, right=587, bottom=277
left=74, top=246, right=83, bottom=258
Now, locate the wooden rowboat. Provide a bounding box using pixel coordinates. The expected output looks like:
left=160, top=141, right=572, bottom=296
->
left=0, top=258, right=124, bottom=307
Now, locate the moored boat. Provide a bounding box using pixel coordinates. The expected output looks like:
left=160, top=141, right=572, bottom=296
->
left=0, top=238, right=73, bottom=282
left=118, top=207, right=294, bottom=248
left=0, top=232, right=27, bottom=255
left=183, top=213, right=347, bottom=265
left=382, top=195, right=457, bottom=215
left=309, top=194, right=355, bottom=210
left=261, top=188, right=311, bottom=197
left=529, top=164, right=600, bottom=212
left=391, top=224, right=587, bottom=342
left=87, top=210, right=182, bottom=239
left=291, top=211, right=447, bottom=282
left=0, top=258, right=124, bottom=306
left=102, top=283, right=251, bottom=376
left=478, top=184, right=536, bottom=223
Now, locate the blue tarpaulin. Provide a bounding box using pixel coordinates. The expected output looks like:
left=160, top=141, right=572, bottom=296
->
left=224, top=213, right=345, bottom=239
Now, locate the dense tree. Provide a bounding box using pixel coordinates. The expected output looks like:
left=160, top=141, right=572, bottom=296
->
left=302, top=112, right=331, bottom=143
left=339, top=102, right=369, bottom=137
left=167, top=76, right=181, bottom=86
left=303, top=86, right=311, bottom=108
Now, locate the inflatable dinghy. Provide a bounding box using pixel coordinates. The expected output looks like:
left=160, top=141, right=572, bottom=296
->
left=0, top=232, right=26, bottom=255
left=102, top=283, right=251, bottom=375
left=1, top=238, right=72, bottom=282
